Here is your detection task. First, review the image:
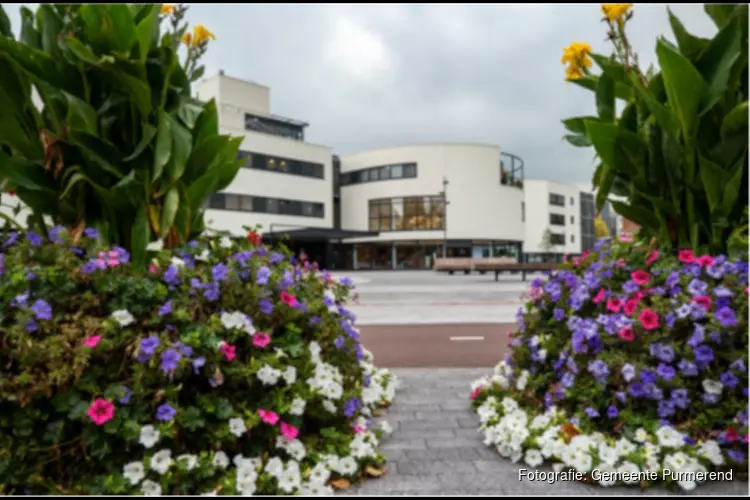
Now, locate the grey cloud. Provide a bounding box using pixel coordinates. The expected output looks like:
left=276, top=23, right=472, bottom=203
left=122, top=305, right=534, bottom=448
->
left=5, top=3, right=718, bottom=183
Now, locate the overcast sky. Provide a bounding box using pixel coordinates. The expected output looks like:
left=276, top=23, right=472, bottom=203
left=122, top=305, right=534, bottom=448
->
left=6, top=3, right=717, bottom=184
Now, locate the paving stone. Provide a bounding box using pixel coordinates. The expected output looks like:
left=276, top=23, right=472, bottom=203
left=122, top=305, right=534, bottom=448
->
left=381, top=438, right=428, bottom=450
left=397, top=460, right=478, bottom=476
left=396, top=428, right=456, bottom=440
left=426, top=436, right=484, bottom=449
left=456, top=416, right=481, bottom=428
left=398, top=418, right=460, bottom=431
left=414, top=410, right=469, bottom=420
left=404, top=447, right=481, bottom=461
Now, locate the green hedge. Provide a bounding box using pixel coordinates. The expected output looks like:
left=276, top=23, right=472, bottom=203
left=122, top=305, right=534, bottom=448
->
left=0, top=227, right=398, bottom=495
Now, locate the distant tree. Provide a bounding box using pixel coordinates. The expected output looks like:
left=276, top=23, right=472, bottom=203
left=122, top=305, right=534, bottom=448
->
left=540, top=228, right=555, bottom=252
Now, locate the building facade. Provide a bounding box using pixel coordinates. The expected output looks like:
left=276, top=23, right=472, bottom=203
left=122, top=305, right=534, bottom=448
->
left=522, top=180, right=584, bottom=262
left=195, top=73, right=335, bottom=237
left=337, top=143, right=526, bottom=269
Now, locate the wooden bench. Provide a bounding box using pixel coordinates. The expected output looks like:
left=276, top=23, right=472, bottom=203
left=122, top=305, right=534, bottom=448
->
left=433, top=257, right=474, bottom=275
left=473, top=261, right=558, bottom=281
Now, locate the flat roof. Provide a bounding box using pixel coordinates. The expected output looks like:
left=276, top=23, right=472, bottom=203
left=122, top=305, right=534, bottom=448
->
left=264, top=227, right=379, bottom=241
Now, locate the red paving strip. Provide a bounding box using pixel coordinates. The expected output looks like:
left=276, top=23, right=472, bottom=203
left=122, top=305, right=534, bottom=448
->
left=360, top=323, right=513, bottom=368
left=354, top=300, right=523, bottom=307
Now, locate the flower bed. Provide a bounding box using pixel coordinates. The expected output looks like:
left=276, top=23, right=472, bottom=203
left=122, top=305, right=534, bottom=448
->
left=0, top=228, right=398, bottom=495
left=470, top=240, right=748, bottom=491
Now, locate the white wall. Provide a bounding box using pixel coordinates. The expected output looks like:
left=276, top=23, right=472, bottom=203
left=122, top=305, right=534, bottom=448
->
left=523, top=179, right=582, bottom=255
left=339, top=143, right=525, bottom=243
left=196, top=74, right=334, bottom=236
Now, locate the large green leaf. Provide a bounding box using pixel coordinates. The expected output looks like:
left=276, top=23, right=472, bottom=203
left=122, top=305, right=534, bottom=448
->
left=159, top=187, right=180, bottom=238
left=59, top=36, right=101, bottom=66
left=629, top=72, right=680, bottom=138
left=721, top=100, right=748, bottom=138
left=37, top=5, right=64, bottom=60
left=584, top=120, right=618, bottom=169
left=0, top=5, right=12, bottom=37
left=596, top=73, right=615, bottom=121
left=81, top=5, right=138, bottom=53
left=696, top=15, right=741, bottom=113
left=668, top=8, right=710, bottom=59
left=721, top=157, right=747, bottom=215
left=165, top=115, right=192, bottom=182
left=704, top=5, right=737, bottom=29
left=63, top=92, right=99, bottom=135
left=19, top=7, right=41, bottom=49
left=106, top=69, right=151, bottom=117
left=153, top=109, right=172, bottom=182
left=570, top=74, right=633, bottom=101
left=183, top=135, right=230, bottom=185
left=656, top=38, right=707, bottom=141
left=135, top=4, right=160, bottom=62
left=613, top=129, right=649, bottom=179
left=563, top=134, right=591, bottom=147
left=698, top=154, right=725, bottom=215
left=595, top=164, right=615, bottom=212
left=131, top=204, right=150, bottom=265
left=67, top=131, right=126, bottom=179
left=192, top=99, right=219, bottom=145
left=0, top=151, right=55, bottom=192
left=177, top=97, right=204, bottom=130
left=591, top=54, right=628, bottom=84
left=611, top=201, right=660, bottom=230
left=0, top=30, right=65, bottom=89
left=124, top=124, right=157, bottom=162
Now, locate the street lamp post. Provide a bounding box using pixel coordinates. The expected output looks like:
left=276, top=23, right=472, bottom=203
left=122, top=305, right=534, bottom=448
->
left=441, top=176, right=449, bottom=258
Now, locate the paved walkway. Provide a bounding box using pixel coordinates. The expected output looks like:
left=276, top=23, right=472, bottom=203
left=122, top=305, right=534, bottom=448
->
left=346, top=369, right=748, bottom=496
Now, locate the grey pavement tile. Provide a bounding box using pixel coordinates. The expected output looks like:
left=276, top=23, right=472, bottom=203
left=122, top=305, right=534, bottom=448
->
left=403, top=447, right=482, bottom=461
left=382, top=438, right=428, bottom=451
left=396, top=459, right=478, bottom=476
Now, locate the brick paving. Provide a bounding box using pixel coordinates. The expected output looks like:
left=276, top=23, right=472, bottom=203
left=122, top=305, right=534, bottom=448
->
left=344, top=369, right=749, bottom=496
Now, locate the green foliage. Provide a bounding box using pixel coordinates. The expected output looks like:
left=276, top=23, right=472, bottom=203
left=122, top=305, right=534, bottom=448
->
left=0, top=228, right=397, bottom=495
left=563, top=4, right=748, bottom=254
left=0, top=4, right=243, bottom=264
left=471, top=240, right=748, bottom=490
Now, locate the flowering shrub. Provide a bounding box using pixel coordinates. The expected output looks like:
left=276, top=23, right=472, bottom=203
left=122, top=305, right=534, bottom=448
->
left=0, top=227, right=398, bottom=495
left=470, top=240, right=748, bottom=491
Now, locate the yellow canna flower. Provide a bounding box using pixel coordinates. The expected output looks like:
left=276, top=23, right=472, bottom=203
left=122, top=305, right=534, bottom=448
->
left=561, top=42, right=593, bottom=81
left=160, top=4, right=175, bottom=16
left=193, top=24, right=216, bottom=45
left=601, top=4, right=633, bottom=23
left=181, top=32, right=193, bottom=46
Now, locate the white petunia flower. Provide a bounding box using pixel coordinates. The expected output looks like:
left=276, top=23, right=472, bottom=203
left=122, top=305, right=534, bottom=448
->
left=265, top=457, right=285, bottom=479
left=150, top=449, right=173, bottom=475
left=171, top=256, right=186, bottom=267
left=697, top=440, right=725, bottom=466
left=176, top=454, right=198, bottom=471
left=308, top=462, right=332, bottom=484
left=212, top=451, right=230, bottom=469
left=336, top=456, right=358, bottom=476
left=146, top=239, right=164, bottom=251
left=257, top=364, right=282, bottom=385
left=379, top=421, right=393, bottom=435
left=634, top=427, right=649, bottom=443
left=655, top=426, right=684, bottom=448
left=618, top=462, right=641, bottom=484
left=139, top=425, right=160, bottom=449
left=322, top=399, right=337, bottom=413
left=282, top=366, right=297, bottom=385
left=219, top=236, right=233, bottom=248
left=278, top=461, right=302, bottom=494
left=229, top=417, right=248, bottom=437
left=141, top=479, right=162, bottom=496
left=702, top=379, right=723, bottom=395
left=123, top=461, right=146, bottom=485
left=112, top=309, right=135, bottom=327
left=290, top=397, right=306, bottom=415
left=596, top=463, right=618, bottom=487
left=196, top=249, right=211, bottom=261
left=524, top=449, right=544, bottom=467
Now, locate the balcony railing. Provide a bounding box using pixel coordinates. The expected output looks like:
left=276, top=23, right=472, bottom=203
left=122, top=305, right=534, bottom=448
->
left=500, top=151, right=524, bottom=189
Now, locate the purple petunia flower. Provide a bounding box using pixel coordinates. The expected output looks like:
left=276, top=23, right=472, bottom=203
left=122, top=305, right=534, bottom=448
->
left=158, top=301, right=173, bottom=317
left=191, top=356, right=206, bottom=374
left=259, top=298, right=274, bottom=315
left=721, top=372, right=739, bottom=389
left=203, top=282, right=220, bottom=302
left=693, top=345, right=714, bottom=364
left=615, top=391, right=627, bottom=403
left=256, top=266, right=271, bottom=286
left=657, top=363, right=676, bottom=381
left=26, top=232, right=42, bottom=247
left=715, top=307, right=739, bottom=328
left=629, top=382, right=647, bottom=398
left=585, top=407, right=600, bottom=418
left=678, top=359, right=699, bottom=377
left=658, top=400, right=676, bottom=418
left=727, top=449, right=745, bottom=463
left=269, top=252, right=285, bottom=265
left=118, top=386, right=131, bottom=405
left=212, top=263, right=228, bottom=282
left=621, top=364, right=636, bottom=382
left=334, top=336, right=346, bottom=349
left=343, top=398, right=362, bottom=418
left=640, top=369, right=657, bottom=384
left=31, top=299, right=52, bottom=321
left=606, top=405, right=619, bottom=419
left=670, top=388, right=689, bottom=409
left=164, top=265, right=181, bottom=286
left=156, top=403, right=177, bottom=422
left=140, top=336, right=161, bottom=355
left=588, top=360, right=609, bottom=381
left=730, top=359, right=746, bottom=372
left=687, top=279, right=708, bottom=296
left=161, top=349, right=181, bottom=373
left=84, top=227, right=99, bottom=239
left=561, top=372, right=576, bottom=388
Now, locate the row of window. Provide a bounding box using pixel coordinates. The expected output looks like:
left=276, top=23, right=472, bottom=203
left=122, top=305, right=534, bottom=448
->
left=368, top=196, right=445, bottom=232
left=244, top=113, right=305, bottom=141
left=550, top=213, right=576, bottom=226
left=340, top=163, right=417, bottom=186
left=549, top=194, right=578, bottom=207
left=236, top=150, right=324, bottom=179
left=207, top=193, right=325, bottom=218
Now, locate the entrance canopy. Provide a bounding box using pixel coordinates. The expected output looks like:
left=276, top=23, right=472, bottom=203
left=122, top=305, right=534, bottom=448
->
left=263, top=227, right=379, bottom=242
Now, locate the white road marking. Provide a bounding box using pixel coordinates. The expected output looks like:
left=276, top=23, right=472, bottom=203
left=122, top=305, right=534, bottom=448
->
left=449, top=336, right=485, bottom=341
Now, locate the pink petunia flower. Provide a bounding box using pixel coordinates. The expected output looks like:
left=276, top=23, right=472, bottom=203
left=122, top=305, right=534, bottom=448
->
left=631, top=270, right=650, bottom=285
left=352, top=425, right=366, bottom=434
left=615, top=258, right=626, bottom=268
left=107, top=259, right=120, bottom=267
left=280, top=421, right=299, bottom=439
left=252, top=332, right=271, bottom=348
left=645, top=250, right=659, bottom=266
left=623, top=299, right=639, bottom=316
left=258, top=409, right=279, bottom=425
left=220, top=343, right=236, bottom=361
left=606, top=298, right=623, bottom=313
left=696, top=254, right=714, bottom=267
left=469, top=387, right=482, bottom=399
left=593, top=288, right=606, bottom=304
left=280, top=291, right=297, bottom=307
left=149, top=264, right=159, bottom=273
left=88, top=398, right=115, bottom=426
left=638, top=308, right=660, bottom=330
left=692, top=295, right=713, bottom=312
left=678, top=249, right=695, bottom=264
left=83, top=335, right=103, bottom=348
left=617, top=327, right=635, bottom=342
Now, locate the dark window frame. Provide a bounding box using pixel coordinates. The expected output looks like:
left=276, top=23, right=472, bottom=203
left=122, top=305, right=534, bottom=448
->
left=550, top=233, right=566, bottom=246
left=341, top=163, right=418, bottom=186
left=206, top=192, right=325, bottom=219
left=237, top=150, right=324, bottom=179
left=549, top=193, right=566, bottom=207
left=549, top=213, right=566, bottom=226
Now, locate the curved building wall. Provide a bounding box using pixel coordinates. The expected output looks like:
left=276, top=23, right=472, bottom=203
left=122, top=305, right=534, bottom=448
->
left=339, top=143, right=525, bottom=244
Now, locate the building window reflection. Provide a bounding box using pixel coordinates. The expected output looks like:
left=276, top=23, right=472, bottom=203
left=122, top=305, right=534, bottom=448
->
left=369, top=196, right=444, bottom=232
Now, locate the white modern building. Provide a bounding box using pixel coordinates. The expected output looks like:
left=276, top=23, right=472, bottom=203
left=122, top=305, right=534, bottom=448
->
left=337, top=143, right=526, bottom=269
left=195, top=73, right=336, bottom=236
left=522, top=179, right=585, bottom=261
